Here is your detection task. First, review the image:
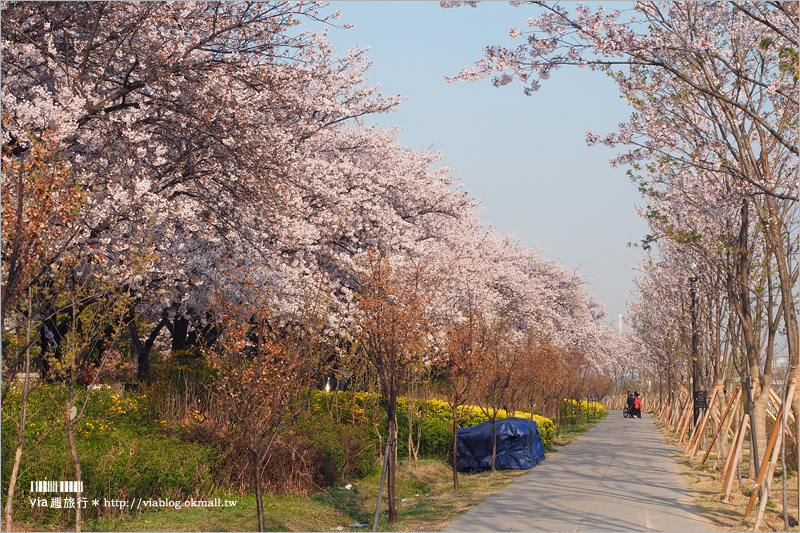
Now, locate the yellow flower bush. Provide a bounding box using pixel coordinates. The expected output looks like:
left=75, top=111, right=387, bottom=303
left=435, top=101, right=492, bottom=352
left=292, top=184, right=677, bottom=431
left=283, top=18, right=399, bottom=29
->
left=560, top=399, right=607, bottom=421
left=309, top=391, right=561, bottom=447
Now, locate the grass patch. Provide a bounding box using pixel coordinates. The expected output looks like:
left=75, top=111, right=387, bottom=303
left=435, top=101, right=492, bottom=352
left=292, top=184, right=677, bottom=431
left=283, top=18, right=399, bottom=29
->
left=83, top=492, right=352, bottom=532
left=353, top=459, right=530, bottom=532
left=14, top=460, right=532, bottom=532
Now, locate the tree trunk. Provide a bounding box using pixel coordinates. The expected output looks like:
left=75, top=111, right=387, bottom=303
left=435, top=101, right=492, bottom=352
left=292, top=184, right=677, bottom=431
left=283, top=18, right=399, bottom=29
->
left=413, top=403, right=423, bottom=461
left=572, top=399, right=576, bottom=431
left=556, top=400, right=561, bottom=437
left=408, top=398, right=413, bottom=463
left=750, top=374, right=771, bottom=479
left=755, top=200, right=799, bottom=430
left=4, top=445, right=23, bottom=533
left=66, top=428, right=82, bottom=533
left=252, top=449, right=265, bottom=532
left=66, top=406, right=82, bottom=533
left=490, top=418, right=497, bottom=473
left=386, top=395, right=398, bottom=523
left=4, top=297, right=32, bottom=532
left=66, top=329, right=83, bottom=533
left=452, top=406, right=459, bottom=490
left=373, top=442, right=391, bottom=532
left=171, top=316, right=190, bottom=352
left=129, top=315, right=167, bottom=382
left=730, top=200, right=770, bottom=477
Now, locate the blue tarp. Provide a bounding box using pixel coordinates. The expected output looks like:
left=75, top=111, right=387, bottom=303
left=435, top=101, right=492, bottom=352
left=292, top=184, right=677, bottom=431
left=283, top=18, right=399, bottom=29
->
left=456, top=417, right=546, bottom=473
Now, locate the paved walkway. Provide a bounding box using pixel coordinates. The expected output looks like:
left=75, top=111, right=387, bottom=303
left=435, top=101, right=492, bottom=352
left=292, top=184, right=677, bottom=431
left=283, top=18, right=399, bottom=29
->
left=441, top=411, right=716, bottom=532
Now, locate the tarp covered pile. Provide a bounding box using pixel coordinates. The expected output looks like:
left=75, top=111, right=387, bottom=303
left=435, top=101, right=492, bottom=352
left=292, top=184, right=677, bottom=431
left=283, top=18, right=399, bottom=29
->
left=456, top=417, right=546, bottom=473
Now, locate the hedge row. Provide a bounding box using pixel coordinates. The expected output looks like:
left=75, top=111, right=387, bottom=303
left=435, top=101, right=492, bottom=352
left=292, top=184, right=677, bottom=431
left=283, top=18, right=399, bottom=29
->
left=558, top=399, right=607, bottom=424
left=310, top=391, right=559, bottom=448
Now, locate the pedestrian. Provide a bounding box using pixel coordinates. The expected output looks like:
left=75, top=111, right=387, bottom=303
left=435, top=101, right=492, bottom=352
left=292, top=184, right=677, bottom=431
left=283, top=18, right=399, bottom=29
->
left=626, top=390, right=634, bottom=417
left=633, top=391, right=642, bottom=418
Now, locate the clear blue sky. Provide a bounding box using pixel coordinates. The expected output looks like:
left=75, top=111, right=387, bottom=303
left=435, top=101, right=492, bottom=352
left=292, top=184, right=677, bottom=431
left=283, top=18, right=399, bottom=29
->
left=322, top=1, right=649, bottom=326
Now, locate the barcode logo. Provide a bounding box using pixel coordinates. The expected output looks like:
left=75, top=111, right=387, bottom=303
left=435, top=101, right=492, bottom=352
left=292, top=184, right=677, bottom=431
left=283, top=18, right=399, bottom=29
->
left=30, top=481, right=84, bottom=492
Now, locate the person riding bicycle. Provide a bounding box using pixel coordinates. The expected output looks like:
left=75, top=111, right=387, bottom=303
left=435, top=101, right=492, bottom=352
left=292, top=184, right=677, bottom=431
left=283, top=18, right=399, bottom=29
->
left=626, top=391, right=634, bottom=417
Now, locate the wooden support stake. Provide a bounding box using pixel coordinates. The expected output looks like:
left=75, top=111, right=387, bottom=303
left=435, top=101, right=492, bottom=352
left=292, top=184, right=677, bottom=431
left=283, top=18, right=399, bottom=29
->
left=685, top=397, right=704, bottom=453
left=752, top=384, right=799, bottom=531
left=768, top=388, right=796, bottom=424
left=702, top=385, right=740, bottom=465
left=721, top=412, right=749, bottom=502
left=669, top=391, right=683, bottom=429
left=765, top=407, right=777, bottom=422
left=767, top=388, right=796, bottom=443
left=743, top=380, right=797, bottom=520
left=751, top=462, right=776, bottom=531
left=665, top=398, right=675, bottom=424
left=687, top=385, right=720, bottom=458
left=658, top=398, right=668, bottom=421
left=678, top=398, right=694, bottom=443
left=674, top=390, right=688, bottom=429
left=714, top=391, right=742, bottom=471
left=666, top=392, right=678, bottom=428
left=719, top=409, right=741, bottom=494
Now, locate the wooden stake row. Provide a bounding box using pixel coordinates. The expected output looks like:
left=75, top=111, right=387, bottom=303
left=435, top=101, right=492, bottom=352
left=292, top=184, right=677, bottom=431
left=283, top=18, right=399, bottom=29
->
left=721, top=410, right=749, bottom=502
left=701, top=384, right=740, bottom=465
left=685, top=384, right=722, bottom=459
left=656, top=380, right=798, bottom=530
left=746, top=379, right=798, bottom=530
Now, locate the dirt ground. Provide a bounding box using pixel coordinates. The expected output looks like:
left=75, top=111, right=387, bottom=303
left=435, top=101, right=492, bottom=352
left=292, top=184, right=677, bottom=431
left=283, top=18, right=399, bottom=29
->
left=655, top=420, right=799, bottom=532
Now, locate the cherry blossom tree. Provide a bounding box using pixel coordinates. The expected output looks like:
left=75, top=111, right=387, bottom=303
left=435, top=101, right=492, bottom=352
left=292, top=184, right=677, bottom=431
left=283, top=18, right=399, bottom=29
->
left=1, top=1, right=402, bottom=373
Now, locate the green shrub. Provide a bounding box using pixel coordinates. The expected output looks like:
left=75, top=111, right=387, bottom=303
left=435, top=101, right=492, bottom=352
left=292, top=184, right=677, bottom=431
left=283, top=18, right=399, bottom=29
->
left=417, top=399, right=556, bottom=448
left=457, top=406, right=492, bottom=428
left=394, top=401, right=556, bottom=457
left=309, top=390, right=383, bottom=425
left=82, top=433, right=219, bottom=501
left=293, top=413, right=379, bottom=486
left=395, top=411, right=450, bottom=460
left=144, top=350, right=215, bottom=425
left=2, top=384, right=218, bottom=525
left=424, top=398, right=453, bottom=422
left=418, top=419, right=454, bottom=459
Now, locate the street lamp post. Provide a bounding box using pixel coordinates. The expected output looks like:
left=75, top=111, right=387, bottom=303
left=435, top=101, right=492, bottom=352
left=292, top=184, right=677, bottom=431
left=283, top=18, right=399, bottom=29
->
left=689, top=274, right=703, bottom=426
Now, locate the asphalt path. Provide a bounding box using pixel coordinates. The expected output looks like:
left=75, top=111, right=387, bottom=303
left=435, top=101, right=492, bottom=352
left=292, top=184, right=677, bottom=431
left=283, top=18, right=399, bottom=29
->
left=441, top=411, right=716, bottom=532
